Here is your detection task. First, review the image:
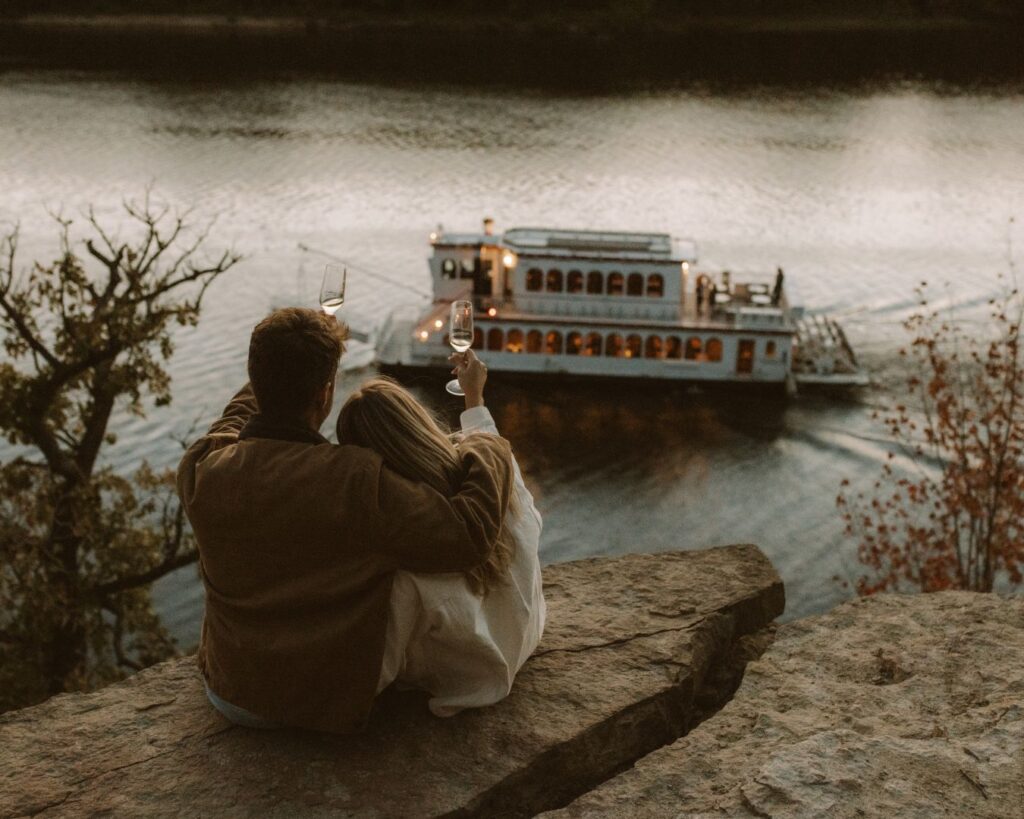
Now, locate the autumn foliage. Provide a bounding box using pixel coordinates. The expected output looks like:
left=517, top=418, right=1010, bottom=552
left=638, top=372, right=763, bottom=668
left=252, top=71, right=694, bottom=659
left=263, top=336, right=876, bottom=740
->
left=0, top=196, right=239, bottom=713
left=838, top=279, right=1024, bottom=595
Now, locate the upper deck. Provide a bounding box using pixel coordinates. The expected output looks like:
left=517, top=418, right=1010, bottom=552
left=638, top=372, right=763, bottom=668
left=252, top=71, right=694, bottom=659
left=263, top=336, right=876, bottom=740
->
left=426, top=220, right=795, bottom=332
left=501, top=227, right=697, bottom=265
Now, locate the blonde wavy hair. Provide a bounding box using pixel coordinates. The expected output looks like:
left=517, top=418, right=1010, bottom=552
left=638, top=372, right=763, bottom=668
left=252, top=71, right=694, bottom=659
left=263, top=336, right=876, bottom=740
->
left=336, top=376, right=516, bottom=596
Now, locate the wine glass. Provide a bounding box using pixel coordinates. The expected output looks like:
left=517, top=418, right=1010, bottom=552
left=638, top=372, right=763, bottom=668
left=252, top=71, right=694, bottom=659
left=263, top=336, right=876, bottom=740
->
left=320, top=264, right=347, bottom=316
left=445, top=299, right=473, bottom=396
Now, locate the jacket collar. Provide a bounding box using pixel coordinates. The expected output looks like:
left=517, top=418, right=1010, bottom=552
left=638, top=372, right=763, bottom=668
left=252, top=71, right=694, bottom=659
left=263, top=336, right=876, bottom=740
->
left=238, top=413, right=329, bottom=446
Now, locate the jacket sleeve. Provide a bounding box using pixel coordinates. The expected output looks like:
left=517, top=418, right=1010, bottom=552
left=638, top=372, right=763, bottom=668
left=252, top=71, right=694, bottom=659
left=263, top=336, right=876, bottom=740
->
left=176, top=382, right=258, bottom=510
left=204, top=382, right=259, bottom=438
left=375, top=433, right=514, bottom=573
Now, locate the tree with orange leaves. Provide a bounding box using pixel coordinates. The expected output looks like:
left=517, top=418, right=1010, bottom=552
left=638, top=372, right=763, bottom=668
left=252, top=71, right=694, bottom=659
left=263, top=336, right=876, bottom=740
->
left=838, top=278, right=1024, bottom=595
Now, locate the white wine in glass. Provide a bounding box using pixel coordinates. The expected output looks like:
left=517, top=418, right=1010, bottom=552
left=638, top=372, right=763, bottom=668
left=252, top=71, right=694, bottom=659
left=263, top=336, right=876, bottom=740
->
left=320, top=264, right=347, bottom=315
left=445, top=299, right=473, bottom=396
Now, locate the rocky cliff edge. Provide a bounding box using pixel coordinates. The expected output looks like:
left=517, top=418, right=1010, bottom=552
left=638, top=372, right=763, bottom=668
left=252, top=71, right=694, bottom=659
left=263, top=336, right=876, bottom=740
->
left=0, top=544, right=784, bottom=818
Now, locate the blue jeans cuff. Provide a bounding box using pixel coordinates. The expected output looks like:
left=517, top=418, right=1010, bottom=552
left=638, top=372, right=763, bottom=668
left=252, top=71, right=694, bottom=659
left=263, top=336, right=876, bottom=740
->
left=204, top=681, right=281, bottom=730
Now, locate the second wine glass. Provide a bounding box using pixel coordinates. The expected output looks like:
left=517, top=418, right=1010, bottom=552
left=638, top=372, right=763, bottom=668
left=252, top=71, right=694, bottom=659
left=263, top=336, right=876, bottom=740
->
left=445, top=299, right=473, bottom=396
left=320, top=264, right=347, bottom=315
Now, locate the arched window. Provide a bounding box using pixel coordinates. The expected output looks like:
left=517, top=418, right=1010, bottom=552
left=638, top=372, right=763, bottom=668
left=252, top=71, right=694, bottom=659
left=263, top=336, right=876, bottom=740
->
left=607, top=272, right=624, bottom=296
left=645, top=335, right=663, bottom=358
left=647, top=274, right=664, bottom=297
left=765, top=340, right=777, bottom=358
left=566, top=331, right=582, bottom=355
left=526, top=268, right=543, bottom=291
left=526, top=330, right=543, bottom=353
left=473, top=328, right=483, bottom=349
left=605, top=334, right=624, bottom=357
left=705, top=337, right=723, bottom=362
left=685, top=337, right=703, bottom=361
left=584, top=332, right=603, bottom=356
left=666, top=336, right=682, bottom=359
left=546, top=268, right=564, bottom=292
left=546, top=330, right=563, bottom=354
left=487, top=328, right=504, bottom=351
left=442, top=258, right=458, bottom=280
left=625, top=334, right=643, bottom=359
left=587, top=271, right=604, bottom=295
left=567, top=270, right=584, bottom=294
left=627, top=273, right=644, bottom=296
left=506, top=328, right=524, bottom=353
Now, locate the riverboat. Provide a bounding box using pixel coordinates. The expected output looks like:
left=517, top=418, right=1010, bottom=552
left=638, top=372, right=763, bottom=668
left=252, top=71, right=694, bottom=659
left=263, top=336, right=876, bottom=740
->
left=376, top=219, right=866, bottom=393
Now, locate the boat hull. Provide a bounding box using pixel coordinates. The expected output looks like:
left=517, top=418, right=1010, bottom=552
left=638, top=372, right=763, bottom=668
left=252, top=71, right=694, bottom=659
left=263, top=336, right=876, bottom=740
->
left=378, top=361, right=791, bottom=399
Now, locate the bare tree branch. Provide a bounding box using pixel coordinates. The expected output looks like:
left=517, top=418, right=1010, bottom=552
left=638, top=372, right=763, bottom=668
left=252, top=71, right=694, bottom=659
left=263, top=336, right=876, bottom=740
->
left=102, top=602, right=143, bottom=672
left=90, top=547, right=199, bottom=599
left=0, top=229, right=59, bottom=369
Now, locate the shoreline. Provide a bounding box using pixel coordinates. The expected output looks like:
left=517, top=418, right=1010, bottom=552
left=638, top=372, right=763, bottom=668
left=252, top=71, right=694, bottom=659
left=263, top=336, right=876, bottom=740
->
left=2, top=12, right=1007, bottom=35
left=2, top=12, right=1021, bottom=87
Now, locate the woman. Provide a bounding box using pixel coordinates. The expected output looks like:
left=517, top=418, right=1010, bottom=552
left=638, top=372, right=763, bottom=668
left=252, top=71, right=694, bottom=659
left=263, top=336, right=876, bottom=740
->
left=336, top=349, right=545, bottom=716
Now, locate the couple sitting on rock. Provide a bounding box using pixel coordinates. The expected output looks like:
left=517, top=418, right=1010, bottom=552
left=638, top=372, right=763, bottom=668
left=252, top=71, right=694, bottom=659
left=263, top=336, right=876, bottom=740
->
left=176, top=307, right=545, bottom=733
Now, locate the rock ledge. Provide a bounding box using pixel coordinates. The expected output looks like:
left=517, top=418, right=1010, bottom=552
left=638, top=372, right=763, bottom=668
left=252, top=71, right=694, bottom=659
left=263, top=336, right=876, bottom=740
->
left=548, top=591, right=1024, bottom=819
left=0, top=544, right=784, bottom=818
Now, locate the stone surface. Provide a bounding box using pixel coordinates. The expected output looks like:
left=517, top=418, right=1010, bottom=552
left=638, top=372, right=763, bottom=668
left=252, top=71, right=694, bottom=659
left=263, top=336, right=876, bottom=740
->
left=547, top=591, right=1024, bottom=819
left=0, top=544, right=784, bottom=819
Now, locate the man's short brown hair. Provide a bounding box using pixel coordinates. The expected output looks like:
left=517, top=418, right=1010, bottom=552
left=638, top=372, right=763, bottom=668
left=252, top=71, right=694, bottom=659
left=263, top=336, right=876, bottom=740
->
left=247, top=308, right=347, bottom=418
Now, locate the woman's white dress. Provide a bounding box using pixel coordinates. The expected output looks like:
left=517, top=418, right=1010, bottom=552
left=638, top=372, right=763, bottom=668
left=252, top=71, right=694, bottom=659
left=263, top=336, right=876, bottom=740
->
left=376, top=405, right=546, bottom=716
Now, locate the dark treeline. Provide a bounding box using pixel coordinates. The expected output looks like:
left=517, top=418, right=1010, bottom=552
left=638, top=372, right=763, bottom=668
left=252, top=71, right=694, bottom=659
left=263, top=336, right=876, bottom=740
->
left=2, top=0, right=1021, bottom=85
left=3, top=0, right=1023, bottom=23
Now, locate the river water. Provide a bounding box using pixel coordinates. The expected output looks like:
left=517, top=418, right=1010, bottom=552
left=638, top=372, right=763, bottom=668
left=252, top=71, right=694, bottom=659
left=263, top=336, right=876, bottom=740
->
left=2, top=71, right=1023, bottom=647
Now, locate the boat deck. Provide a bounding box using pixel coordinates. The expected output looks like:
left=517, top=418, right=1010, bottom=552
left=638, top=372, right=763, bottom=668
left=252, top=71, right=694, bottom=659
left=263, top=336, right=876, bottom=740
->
left=447, top=284, right=795, bottom=335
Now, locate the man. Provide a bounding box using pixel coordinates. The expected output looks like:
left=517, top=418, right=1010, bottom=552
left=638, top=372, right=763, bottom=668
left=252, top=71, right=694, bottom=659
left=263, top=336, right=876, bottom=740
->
left=176, top=307, right=513, bottom=733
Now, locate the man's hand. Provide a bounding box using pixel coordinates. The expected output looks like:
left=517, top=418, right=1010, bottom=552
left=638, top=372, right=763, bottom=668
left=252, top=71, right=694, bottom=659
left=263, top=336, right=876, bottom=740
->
left=448, top=349, right=487, bottom=409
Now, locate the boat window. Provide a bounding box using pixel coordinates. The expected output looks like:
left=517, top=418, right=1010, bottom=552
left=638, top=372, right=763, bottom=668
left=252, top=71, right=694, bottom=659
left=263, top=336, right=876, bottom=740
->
left=605, top=334, right=624, bottom=357
left=461, top=259, right=475, bottom=279
left=647, top=274, right=664, bottom=297
left=627, top=273, right=644, bottom=296
left=587, top=271, right=604, bottom=295
left=566, top=331, right=582, bottom=355
left=607, top=272, right=624, bottom=296
left=766, top=340, right=777, bottom=358
left=546, top=330, right=563, bottom=354
left=666, top=336, right=682, bottom=359
left=442, top=258, right=458, bottom=280
left=526, top=330, right=543, bottom=353
left=506, top=329, right=524, bottom=353
left=645, top=335, right=663, bottom=358
left=546, top=268, right=563, bottom=292
left=705, top=337, right=723, bottom=362
left=567, top=270, right=584, bottom=294
left=583, top=332, right=603, bottom=356
left=737, top=339, right=755, bottom=374
left=487, top=328, right=504, bottom=351
left=685, top=337, right=703, bottom=361
left=473, top=328, right=483, bottom=349
left=625, top=334, right=643, bottom=358
left=526, top=268, right=543, bottom=291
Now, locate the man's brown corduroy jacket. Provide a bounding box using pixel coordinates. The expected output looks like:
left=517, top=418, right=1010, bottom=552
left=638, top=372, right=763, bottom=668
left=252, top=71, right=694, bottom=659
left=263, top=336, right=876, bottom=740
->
left=176, top=383, right=513, bottom=734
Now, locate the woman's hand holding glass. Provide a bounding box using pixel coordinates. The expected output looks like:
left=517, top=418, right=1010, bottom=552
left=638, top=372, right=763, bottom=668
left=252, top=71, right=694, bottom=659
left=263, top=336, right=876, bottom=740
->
left=448, top=348, right=487, bottom=409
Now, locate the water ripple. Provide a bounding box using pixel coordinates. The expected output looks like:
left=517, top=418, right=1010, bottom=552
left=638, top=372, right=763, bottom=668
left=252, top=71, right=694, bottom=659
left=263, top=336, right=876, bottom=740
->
left=1, top=74, right=1023, bottom=645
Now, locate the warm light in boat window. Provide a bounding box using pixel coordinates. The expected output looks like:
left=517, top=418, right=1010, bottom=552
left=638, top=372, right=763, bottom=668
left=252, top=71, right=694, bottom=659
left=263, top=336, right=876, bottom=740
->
left=503, top=252, right=517, bottom=267
left=433, top=319, right=443, bottom=329
left=419, top=331, right=429, bottom=340
left=487, top=307, right=497, bottom=317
